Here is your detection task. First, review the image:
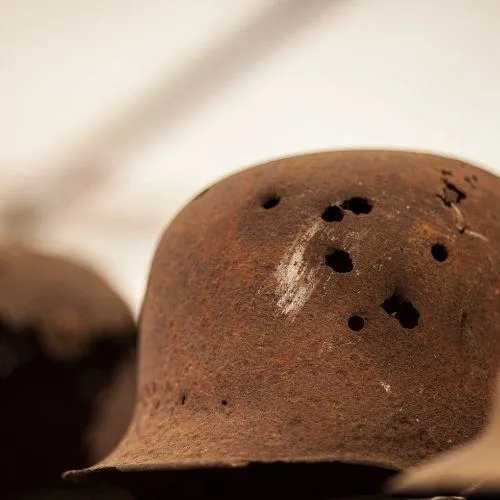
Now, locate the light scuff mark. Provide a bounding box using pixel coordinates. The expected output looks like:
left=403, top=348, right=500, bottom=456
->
left=450, top=203, right=488, bottom=242
left=275, top=222, right=321, bottom=319
left=463, top=228, right=489, bottom=242
left=380, top=381, right=391, bottom=393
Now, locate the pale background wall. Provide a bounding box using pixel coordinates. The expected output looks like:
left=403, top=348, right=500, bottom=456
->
left=0, top=0, right=499, bottom=313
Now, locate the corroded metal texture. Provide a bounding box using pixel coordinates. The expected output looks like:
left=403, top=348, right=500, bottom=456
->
left=0, top=246, right=137, bottom=492
left=72, top=150, right=500, bottom=478
left=390, top=370, right=500, bottom=496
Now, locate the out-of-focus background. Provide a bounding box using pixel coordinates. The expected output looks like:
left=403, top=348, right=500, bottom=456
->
left=1, top=0, right=499, bottom=314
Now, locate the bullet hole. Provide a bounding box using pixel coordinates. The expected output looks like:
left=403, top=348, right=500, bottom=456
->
left=438, top=180, right=466, bottom=207
left=325, top=249, right=353, bottom=273
left=431, top=243, right=448, bottom=262
left=180, top=393, right=187, bottom=405
left=321, top=205, right=343, bottom=222
left=382, top=293, right=420, bottom=329
left=262, top=195, right=280, bottom=209
left=341, top=197, right=373, bottom=214
left=348, top=315, right=365, bottom=332
left=221, top=399, right=228, bottom=406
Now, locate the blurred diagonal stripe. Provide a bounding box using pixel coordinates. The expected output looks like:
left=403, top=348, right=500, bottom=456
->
left=1, top=0, right=340, bottom=241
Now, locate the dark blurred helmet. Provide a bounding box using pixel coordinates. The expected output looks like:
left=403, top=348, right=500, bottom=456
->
left=0, top=246, right=136, bottom=494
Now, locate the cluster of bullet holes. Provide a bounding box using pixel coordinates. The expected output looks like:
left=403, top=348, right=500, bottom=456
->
left=382, top=293, right=420, bottom=330
left=262, top=191, right=453, bottom=333
left=209, top=171, right=475, bottom=407
left=322, top=198, right=372, bottom=331
left=321, top=197, right=373, bottom=222
left=321, top=196, right=424, bottom=332
left=437, top=170, right=484, bottom=239
left=324, top=250, right=368, bottom=332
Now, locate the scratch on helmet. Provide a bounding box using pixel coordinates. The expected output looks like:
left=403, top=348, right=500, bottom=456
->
left=275, top=222, right=321, bottom=319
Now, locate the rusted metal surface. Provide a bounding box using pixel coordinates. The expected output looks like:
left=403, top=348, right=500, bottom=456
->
left=71, top=150, right=500, bottom=481
left=390, top=370, right=500, bottom=496
left=0, top=245, right=137, bottom=493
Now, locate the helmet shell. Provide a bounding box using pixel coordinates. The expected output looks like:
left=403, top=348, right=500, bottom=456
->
left=74, top=150, right=500, bottom=476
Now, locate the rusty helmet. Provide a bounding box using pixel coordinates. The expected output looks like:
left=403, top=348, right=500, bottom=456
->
left=69, top=150, right=500, bottom=495
left=0, top=245, right=136, bottom=493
